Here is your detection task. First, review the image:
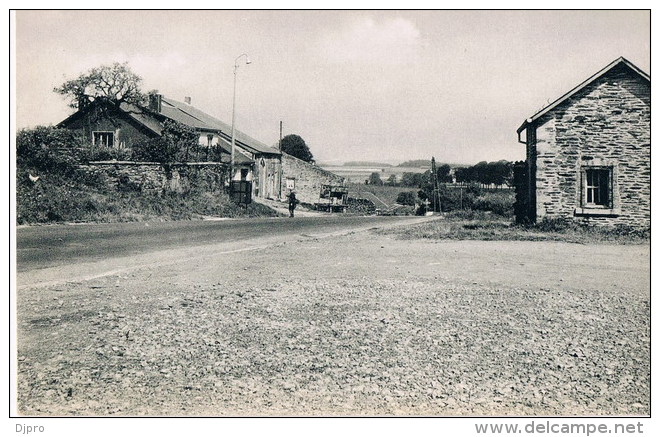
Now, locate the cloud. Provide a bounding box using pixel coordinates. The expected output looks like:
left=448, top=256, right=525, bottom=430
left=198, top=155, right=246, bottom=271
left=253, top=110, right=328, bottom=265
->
left=318, top=17, right=424, bottom=65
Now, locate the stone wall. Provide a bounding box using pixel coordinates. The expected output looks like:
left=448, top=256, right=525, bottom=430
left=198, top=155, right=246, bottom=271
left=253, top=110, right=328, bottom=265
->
left=531, top=65, right=650, bottom=228
left=79, top=161, right=228, bottom=194
left=281, top=153, right=345, bottom=204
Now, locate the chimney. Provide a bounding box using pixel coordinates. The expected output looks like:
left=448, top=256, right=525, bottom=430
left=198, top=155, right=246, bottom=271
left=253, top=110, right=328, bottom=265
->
left=184, top=96, right=192, bottom=105
left=149, top=93, right=162, bottom=113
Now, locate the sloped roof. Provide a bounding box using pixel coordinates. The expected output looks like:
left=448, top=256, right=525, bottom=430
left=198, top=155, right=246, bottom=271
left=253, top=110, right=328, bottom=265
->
left=122, top=102, right=163, bottom=135
left=517, top=57, right=650, bottom=134
left=216, top=136, right=254, bottom=165
left=57, top=100, right=164, bottom=137
left=58, top=96, right=280, bottom=158
left=160, top=97, right=280, bottom=156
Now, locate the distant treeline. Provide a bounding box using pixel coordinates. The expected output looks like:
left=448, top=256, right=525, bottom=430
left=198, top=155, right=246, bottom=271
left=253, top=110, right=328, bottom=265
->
left=368, top=160, right=514, bottom=188
left=396, top=159, right=431, bottom=168
left=454, top=160, right=513, bottom=187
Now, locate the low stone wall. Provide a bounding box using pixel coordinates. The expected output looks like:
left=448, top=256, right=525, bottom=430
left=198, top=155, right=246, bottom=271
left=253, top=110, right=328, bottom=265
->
left=79, top=161, right=229, bottom=194
left=281, top=153, right=345, bottom=204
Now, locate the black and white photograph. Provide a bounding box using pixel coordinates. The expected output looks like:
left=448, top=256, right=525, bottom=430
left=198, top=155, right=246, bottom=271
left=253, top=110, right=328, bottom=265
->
left=9, top=7, right=652, bottom=434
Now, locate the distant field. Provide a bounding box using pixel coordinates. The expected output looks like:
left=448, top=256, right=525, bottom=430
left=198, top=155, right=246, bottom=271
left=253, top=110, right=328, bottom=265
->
left=347, top=183, right=415, bottom=206
left=322, top=165, right=430, bottom=183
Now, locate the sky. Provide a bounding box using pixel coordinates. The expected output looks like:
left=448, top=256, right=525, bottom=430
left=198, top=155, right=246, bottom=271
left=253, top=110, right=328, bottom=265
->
left=13, top=10, right=650, bottom=165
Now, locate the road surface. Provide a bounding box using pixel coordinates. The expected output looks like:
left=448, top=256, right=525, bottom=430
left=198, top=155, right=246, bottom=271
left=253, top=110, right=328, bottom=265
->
left=16, top=215, right=429, bottom=273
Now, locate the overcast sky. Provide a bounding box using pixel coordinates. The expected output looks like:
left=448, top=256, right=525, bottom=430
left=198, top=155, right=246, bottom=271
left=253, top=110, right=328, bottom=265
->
left=13, top=10, right=650, bottom=165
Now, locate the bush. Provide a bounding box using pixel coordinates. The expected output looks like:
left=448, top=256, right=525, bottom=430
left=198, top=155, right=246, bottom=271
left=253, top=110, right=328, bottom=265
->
left=131, top=120, right=200, bottom=163
left=84, top=146, right=133, bottom=162
left=434, top=185, right=514, bottom=216
left=16, top=126, right=84, bottom=176
left=368, top=172, right=384, bottom=186
left=396, top=191, right=417, bottom=206
left=15, top=125, right=277, bottom=224
left=532, top=217, right=576, bottom=232
left=437, top=185, right=477, bottom=211
left=346, top=198, right=377, bottom=215
left=472, top=191, right=514, bottom=217
left=132, top=137, right=174, bottom=163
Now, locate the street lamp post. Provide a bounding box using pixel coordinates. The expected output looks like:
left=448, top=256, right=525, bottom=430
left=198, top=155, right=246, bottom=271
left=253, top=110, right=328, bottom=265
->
left=230, top=53, right=251, bottom=184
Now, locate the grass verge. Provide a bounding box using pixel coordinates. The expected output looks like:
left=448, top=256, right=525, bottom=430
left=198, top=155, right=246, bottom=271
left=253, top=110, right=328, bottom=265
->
left=377, top=211, right=650, bottom=244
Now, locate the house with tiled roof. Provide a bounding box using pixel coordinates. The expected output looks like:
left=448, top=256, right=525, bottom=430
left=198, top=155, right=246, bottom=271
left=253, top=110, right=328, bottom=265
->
left=515, top=57, right=650, bottom=229
left=58, top=93, right=344, bottom=204
left=58, top=93, right=282, bottom=200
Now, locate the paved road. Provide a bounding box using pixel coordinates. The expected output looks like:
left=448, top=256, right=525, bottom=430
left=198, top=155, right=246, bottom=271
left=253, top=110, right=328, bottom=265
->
left=16, top=216, right=426, bottom=272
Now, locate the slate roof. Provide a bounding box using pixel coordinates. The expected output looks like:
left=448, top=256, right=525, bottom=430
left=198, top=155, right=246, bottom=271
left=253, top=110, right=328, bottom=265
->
left=517, top=57, right=650, bottom=134
left=160, top=97, right=280, bottom=156
left=58, top=96, right=280, bottom=158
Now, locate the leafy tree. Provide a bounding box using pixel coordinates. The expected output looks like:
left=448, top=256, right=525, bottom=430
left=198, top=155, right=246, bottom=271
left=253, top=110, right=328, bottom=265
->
left=400, top=172, right=426, bottom=188
left=386, top=174, right=398, bottom=186
left=453, top=161, right=512, bottom=187
left=368, top=172, right=383, bottom=185
left=132, top=120, right=200, bottom=163
left=436, top=164, right=453, bottom=183
left=54, top=62, right=147, bottom=110
left=473, top=161, right=489, bottom=185
left=280, top=134, right=314, bottom=163
left=454, top=166, right=472, bottom=184
left=396, top=191, right=417, bottom=206
left=488, top=160, right=513, bottom=187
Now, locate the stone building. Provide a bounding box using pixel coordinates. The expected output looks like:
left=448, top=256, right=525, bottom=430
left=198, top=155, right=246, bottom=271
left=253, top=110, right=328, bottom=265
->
left=516, top=57, right=650, bottom=228
left=58, top=94, right=341, bottom=203
left=281, top=153, right=345, bottom=205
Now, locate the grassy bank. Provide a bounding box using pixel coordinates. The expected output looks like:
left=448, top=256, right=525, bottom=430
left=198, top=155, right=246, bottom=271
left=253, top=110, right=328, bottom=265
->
left=16, top=126, right=280, bottom=225
left=377, top=212, right=650, bottom=245
left=16, top=170, right=279, bottom=225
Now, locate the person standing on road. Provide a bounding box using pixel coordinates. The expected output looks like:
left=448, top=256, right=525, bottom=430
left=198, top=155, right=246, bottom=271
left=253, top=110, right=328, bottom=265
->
left=288, top=191, right=299, bottom=217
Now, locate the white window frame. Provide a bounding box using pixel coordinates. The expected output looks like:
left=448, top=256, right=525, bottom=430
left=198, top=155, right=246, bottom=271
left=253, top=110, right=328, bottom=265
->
left=92, top=131, right=115, bottom=147
left=583, top=167, right=611, bottom=207
left=575, top=161, right=620, bottom=217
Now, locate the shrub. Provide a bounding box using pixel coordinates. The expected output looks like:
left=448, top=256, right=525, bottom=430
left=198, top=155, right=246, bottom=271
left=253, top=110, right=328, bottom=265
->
left=16, top=126, right=84, bottom=176
left=368, top=172, right=384, bottom=186
left=437, top=186, right=476, bottom=211
left=131, top=120, right=200, bottom=163
left=532, top=217, right=575, bottom=232
left=132, top=137, right=174, bottom=163
left=396, top=191, right=417, bottom=206
left=472, top=191, right=515, bottom=217
left=435, top=185, right=514, bottom=216
left=84, top=146, right=133, bottom=162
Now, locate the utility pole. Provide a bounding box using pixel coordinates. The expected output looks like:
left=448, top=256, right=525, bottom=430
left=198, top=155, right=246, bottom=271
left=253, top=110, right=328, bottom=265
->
left=230, top=53, right=251, bottom=190
left=431, top=156, right=439, bottom=212
left=278, top=121, right=283, bottom=200
left=279, top=120, right=283, bottom=151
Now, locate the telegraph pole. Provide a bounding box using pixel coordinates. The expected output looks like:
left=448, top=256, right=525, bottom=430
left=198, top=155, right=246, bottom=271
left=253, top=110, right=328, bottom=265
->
left=431, top=156, right=439, bottom=212
left=279, top=120, right=283, bottom=151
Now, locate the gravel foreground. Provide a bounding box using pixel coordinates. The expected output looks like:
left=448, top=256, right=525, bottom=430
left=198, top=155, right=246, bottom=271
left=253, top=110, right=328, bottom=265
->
left=16, top=232, right=650, bottom=416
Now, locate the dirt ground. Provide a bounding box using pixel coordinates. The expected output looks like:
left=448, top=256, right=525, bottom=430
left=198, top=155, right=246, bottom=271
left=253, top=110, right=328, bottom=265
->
left=15, top=228, right=650, bottom=416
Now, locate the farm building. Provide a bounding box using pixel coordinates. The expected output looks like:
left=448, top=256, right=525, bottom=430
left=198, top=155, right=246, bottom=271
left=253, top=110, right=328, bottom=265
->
left=515, top=57, right=650, bottom=229
left=58, top=94, right=341, bottom=203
